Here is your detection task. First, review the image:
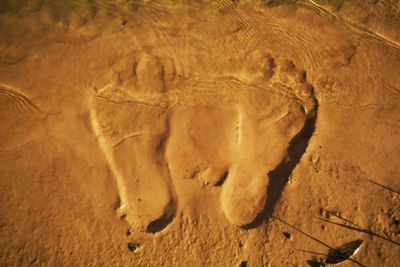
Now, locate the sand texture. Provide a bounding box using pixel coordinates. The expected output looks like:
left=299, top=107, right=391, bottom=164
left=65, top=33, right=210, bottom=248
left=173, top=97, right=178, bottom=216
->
left=0, top=0, right=399, bottom=266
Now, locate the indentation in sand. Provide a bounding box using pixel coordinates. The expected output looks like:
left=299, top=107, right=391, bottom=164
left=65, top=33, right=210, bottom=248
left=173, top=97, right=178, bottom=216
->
left=90, top=51, right=317, bottom=232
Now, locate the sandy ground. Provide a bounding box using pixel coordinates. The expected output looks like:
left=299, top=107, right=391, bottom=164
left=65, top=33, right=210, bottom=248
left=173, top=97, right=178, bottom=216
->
left=0, top=0, right=399, bottom=266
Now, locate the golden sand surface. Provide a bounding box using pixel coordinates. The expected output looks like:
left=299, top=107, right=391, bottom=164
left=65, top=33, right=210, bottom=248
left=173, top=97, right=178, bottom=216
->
left=0, top=0, right=399, bottom=266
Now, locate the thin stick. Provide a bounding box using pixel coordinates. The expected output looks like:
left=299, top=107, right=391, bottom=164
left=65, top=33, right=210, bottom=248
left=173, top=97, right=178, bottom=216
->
left=318, top=218, right=400, bottom=247
left=272, top=215, right=367, bottom=267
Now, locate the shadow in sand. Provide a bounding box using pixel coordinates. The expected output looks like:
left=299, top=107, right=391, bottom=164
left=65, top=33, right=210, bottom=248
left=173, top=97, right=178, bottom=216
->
left=299, top=249, right=361, bottom=267
left=273, top=216, right=367, bottom=267
left=319, top=208, right=400, bottom=247
left=365, top=178, right=400, bottom=195
left=319, top=218, right=400, bottom=247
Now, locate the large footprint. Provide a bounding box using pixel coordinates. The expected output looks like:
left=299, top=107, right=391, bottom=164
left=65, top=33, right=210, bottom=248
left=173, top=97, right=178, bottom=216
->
left=90, top=53, right=176, bottom=233
left=90, top=51, right=317, bottom=231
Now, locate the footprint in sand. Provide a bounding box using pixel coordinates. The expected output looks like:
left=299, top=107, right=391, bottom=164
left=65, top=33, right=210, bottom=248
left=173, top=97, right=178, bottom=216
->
left=90, top=51, right=317, bottom=232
